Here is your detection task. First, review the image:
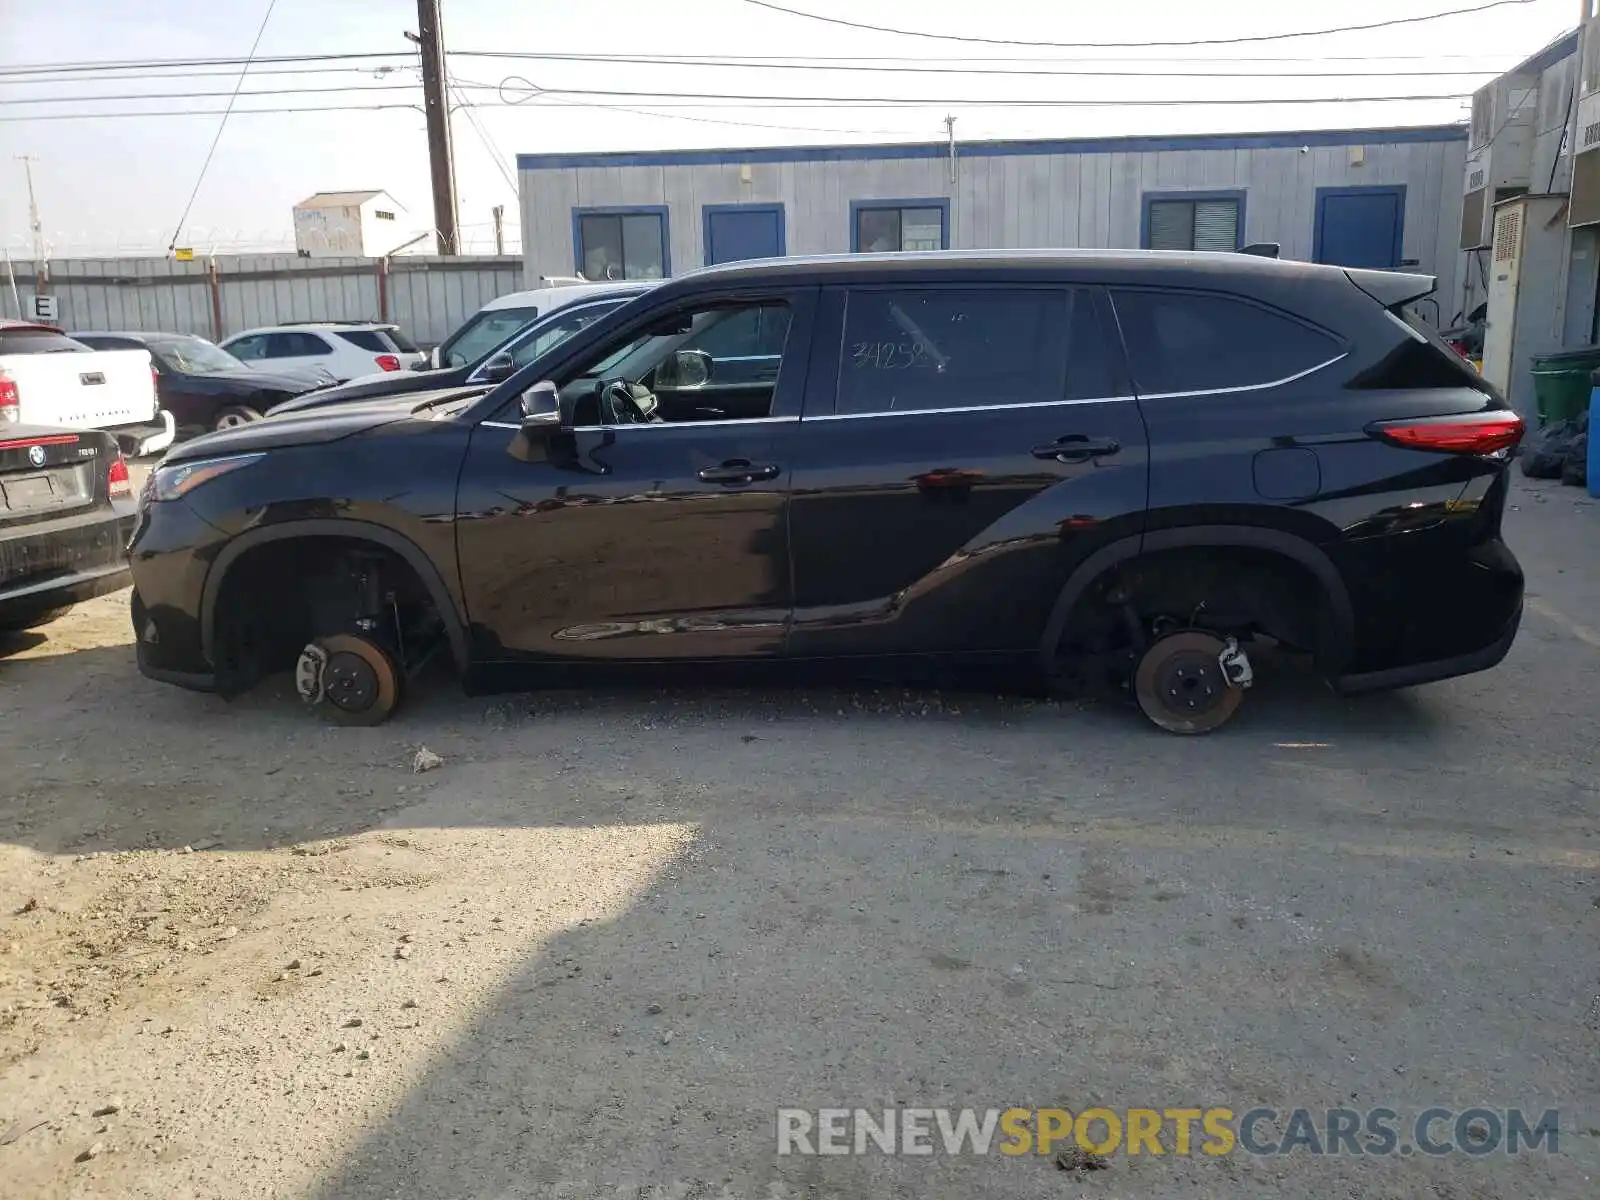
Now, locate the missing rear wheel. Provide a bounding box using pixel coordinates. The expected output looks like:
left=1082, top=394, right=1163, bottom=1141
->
left=1133, top=630, right=1245, bottom=734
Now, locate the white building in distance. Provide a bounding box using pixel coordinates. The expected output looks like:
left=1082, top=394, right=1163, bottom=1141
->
left=292, top=190, right=420, bottom=258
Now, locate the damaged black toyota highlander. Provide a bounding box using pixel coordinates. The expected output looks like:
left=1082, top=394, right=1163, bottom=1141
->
left=127, top=250, right=1524, bottom=732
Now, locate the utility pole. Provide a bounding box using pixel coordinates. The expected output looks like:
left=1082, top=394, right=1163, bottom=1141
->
left=492, top=205, right=505, bottom=256
left=15, top=155, right=47, bottom=291
left=412, top=0, right=459, bottom=255
left=944, top=115, right=957, bottom=184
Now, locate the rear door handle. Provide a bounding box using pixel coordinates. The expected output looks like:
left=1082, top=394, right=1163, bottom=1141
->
left=1032, top=435, right=1121, bottom=464
left=698, top=459, right=781, bottom=486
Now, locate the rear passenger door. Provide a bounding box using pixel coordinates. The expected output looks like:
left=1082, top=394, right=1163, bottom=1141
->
left=264, top=331, right=339, bottom=377
left=786, top=284, right=1150, bottom=657
left=1108, top=289, right=1349, bottom=520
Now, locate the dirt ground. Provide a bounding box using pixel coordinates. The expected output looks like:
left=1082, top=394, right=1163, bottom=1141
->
left=1, top=475, right=1597, bottom=1199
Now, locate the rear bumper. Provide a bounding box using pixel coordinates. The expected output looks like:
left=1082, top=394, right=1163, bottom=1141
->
left=1334, top=600, right=1522, bottom=695
left=109, top=410, right=176, bottom=457
left=0, top=505, right=136, bottom=624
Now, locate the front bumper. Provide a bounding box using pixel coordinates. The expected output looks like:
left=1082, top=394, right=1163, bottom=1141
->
left=110, top=410, right=177, bottom=458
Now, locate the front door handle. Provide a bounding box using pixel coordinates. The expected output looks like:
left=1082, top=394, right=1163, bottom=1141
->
left=1032, top=435, right=1121, bottom=464
left=698, top=459, right=781, bottom=486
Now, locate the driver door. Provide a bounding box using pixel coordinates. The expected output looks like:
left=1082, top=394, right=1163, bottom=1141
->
left=454, top=287, right=817, bottom=663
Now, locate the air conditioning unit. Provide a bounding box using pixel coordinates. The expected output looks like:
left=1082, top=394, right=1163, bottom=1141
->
left=1461, top=78, right=1539, bottom=249
left=1572, top=21, right=1600, bottom=224
left=1482, top=194, right=1567, bottom=417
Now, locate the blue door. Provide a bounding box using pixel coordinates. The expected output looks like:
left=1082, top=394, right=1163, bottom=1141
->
left=703, top=204, right=785, bottom=265
left=1314, top=186, right=1406, bottom=269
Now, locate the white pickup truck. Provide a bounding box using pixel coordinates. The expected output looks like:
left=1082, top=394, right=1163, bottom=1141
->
left=0, top=320, right=175, bottom=456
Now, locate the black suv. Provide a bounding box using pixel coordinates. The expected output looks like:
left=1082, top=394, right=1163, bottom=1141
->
left=127, top=251, right=1524, bottom=732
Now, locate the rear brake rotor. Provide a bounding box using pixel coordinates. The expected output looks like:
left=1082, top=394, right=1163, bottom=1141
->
left=1133, top=630, right=1246, bottom=734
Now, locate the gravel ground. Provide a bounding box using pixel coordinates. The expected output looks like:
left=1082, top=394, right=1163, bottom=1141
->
left=0, top=474, right=1596, bottom=1199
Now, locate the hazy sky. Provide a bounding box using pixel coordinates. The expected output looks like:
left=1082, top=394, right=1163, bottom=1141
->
left=0, top=0, right=1579, bottom=256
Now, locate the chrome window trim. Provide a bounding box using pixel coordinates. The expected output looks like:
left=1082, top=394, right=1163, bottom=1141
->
left=481, top=420, right=523, bottom=430
left=565, top=415, right=801, bottom=433
left=1136, top=352, right=1349, bottom=400
left=807, top=395, right=1131, bottom=421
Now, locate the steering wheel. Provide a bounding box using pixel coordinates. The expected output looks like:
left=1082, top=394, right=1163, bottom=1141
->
left=599, top=379, right=662, bottom=425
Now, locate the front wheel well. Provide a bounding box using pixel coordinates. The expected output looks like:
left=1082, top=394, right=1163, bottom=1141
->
left=208, top=535, right=449, bottom=695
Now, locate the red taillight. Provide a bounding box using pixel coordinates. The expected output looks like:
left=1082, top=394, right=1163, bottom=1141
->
left=1446, top=339, right=1470, bottom=359
left=108, top=454, right=132, bottom=500
left=0, top=371, right=18, bottom=424
left=151, top=363, right=160, bottom=389
left=376, top=354, right=401, bottom=372
left=1368, top=410, right=1525, bottom=456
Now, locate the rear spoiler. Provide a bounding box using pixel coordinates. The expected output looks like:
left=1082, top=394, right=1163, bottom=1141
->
left=1345, top=268, right=1436, bottom=309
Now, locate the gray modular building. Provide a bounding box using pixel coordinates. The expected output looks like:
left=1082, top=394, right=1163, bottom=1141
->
left=517, top=124, right=1467, bottom=317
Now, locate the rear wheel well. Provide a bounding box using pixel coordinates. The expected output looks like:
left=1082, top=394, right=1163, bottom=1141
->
left=210, top=536, right=446, bottom=695
left=1053, top=543, right=1340, bottom=681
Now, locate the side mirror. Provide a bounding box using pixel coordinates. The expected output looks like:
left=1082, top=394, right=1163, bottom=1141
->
left=429, top=346, right=442, bottom=369
left=655, top=348, right=712, bottom=391
left=482, top=351, right=516, bottom=383
left=519, top=380, right=561, bottom=430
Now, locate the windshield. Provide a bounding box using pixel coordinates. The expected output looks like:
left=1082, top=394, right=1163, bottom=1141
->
left=150, top=337, right=245, bottom=374
left=441, top=307, right=540, bottom=368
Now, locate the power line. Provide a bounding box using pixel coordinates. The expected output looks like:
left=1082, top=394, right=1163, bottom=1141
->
left=450, top=49, right=1511, bottom=79
left=0, top=103, right=425, bottom=123
left=0, top=82, right=423, bottom=106
left=168, top=0, right=281, bottom=251
left=444, top=70, right=520, bottom=196
left=0, top=63, right=411, bottom=86
left=0, top=51, right=412, bottom=78
left=496, top=77, right=1476, bottom=108
left=736, top=0, right=1541, bottom=50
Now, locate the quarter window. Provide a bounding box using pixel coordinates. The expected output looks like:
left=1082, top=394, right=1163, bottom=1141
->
left=837, top=288, right=1115, bottom=415
left=1110, top=290, right=1343, bottom=396
left=576, top=209, right=668, bottom=281
left=336, top=330, right=392, bottom=353
left=1143, top=195, right=1242, bottom=252
left=853, top=203, right=948, bottom=252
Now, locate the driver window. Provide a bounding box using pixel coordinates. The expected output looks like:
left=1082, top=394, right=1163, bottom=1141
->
left=547, top=300, right=794, bottom=427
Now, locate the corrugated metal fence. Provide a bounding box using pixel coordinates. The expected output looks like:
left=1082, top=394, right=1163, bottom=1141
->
left=2, top=254, right=524, bottom=347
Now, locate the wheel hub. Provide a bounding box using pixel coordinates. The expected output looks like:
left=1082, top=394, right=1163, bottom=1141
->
left=1152, top=650, right=1227, bottom=717
left=324, top=650, right=379, bottom=713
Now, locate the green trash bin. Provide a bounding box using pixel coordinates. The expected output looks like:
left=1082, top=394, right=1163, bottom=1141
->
left=1530, top=347, right=1600, bottom=425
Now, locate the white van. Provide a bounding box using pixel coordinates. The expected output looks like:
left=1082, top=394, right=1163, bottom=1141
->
left=429, top=280, right=644, bottom=370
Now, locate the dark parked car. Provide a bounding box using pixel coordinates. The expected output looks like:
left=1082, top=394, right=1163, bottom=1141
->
left=265, top=286, right=653, bottom=417
left=1, top=423, right=136, bottom=632
left=73, top=332, right=330, bottom=433
left=126, top=250, right=1524, bottom=732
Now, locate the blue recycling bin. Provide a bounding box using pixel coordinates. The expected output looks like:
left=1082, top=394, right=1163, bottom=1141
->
left=1590, top=381, right=1600, bottom=498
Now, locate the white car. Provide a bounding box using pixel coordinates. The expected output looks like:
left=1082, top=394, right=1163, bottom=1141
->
left=219, top=322, right=425, bottom=383
left=428, top=281, right=646, bottom=370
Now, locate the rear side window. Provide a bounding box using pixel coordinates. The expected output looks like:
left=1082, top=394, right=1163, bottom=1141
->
left=382, top=328, right=420, bottom=353
left=336, top=330, right=386, bottom=353
left=1344, top=307, right=1489, bottom=391
left=838, top=288, right=1115, bottom=415
left=336, top=330, right=391, bottom=353
left=1111, top=290, right=1343, bottom=396
left=0, top=328, right=90, bottom=354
